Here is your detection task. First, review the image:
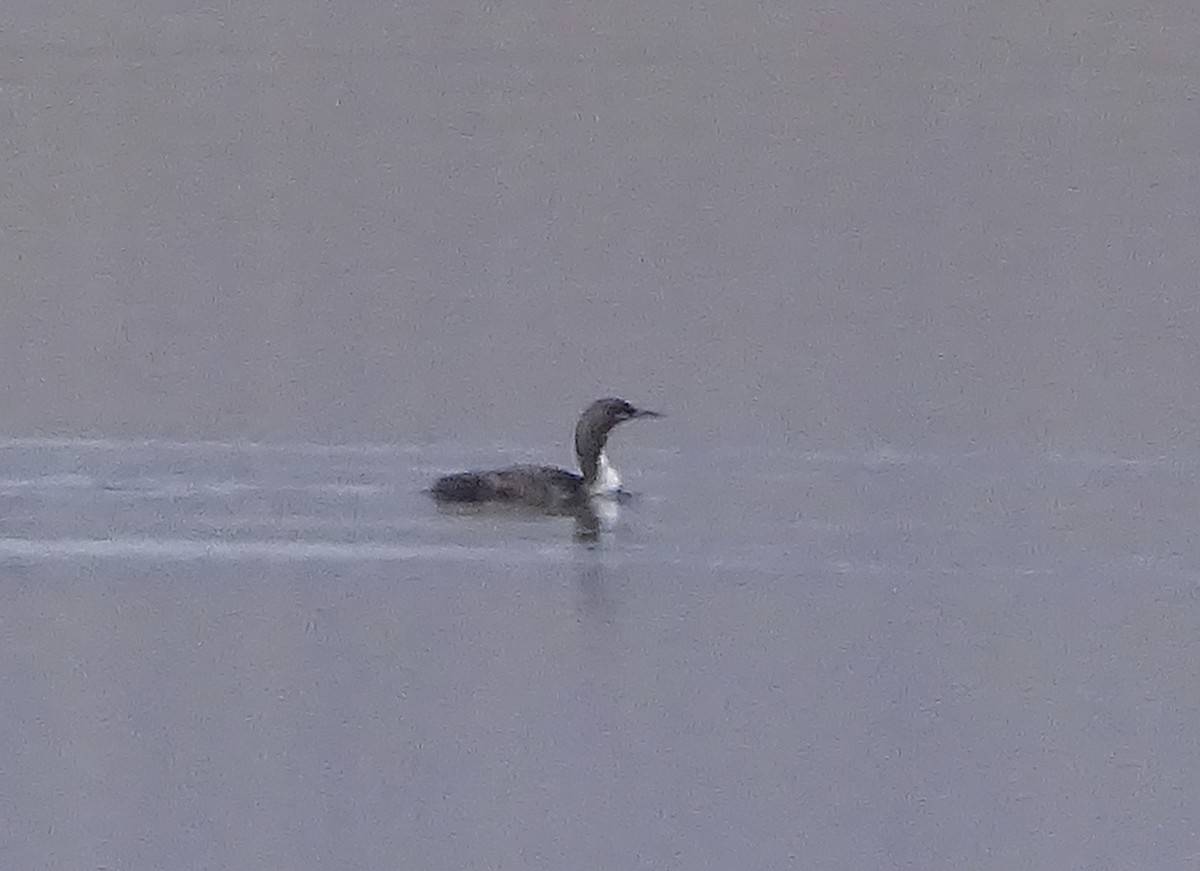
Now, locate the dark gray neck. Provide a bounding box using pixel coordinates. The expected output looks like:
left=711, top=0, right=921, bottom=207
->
left=574, top=417, right=615, bottom=486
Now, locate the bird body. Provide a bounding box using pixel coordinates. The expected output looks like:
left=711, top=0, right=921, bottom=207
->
left=430, top=398, right=661, bottom=512
left=430, top=465, right=587, bottom=512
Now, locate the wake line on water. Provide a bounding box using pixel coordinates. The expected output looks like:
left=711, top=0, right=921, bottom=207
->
left=0, top=536, right=561, bottom=564
left=0, top=436, right=422, bottom=457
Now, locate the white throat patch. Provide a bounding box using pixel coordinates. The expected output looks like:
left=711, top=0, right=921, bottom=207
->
left=588, top=451, right=623, bottom=496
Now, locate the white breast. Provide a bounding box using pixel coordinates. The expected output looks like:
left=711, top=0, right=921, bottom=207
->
left=588, top=451, right=623, bottom=496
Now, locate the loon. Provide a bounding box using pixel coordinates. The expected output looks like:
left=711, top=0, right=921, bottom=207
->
left=430, top=397, right=662, bottom=512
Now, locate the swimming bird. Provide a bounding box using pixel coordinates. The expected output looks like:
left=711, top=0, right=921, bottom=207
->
left=430, top=397, right=662, bottom=513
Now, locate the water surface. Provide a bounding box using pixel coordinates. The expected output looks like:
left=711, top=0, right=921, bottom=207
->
left=2, top=438, right=1196, bottom=869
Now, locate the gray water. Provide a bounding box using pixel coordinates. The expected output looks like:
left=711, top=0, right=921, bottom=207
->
left=4, top=0, right=1200, bottom=867
left=3, top=438, right=1197, bottom=869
